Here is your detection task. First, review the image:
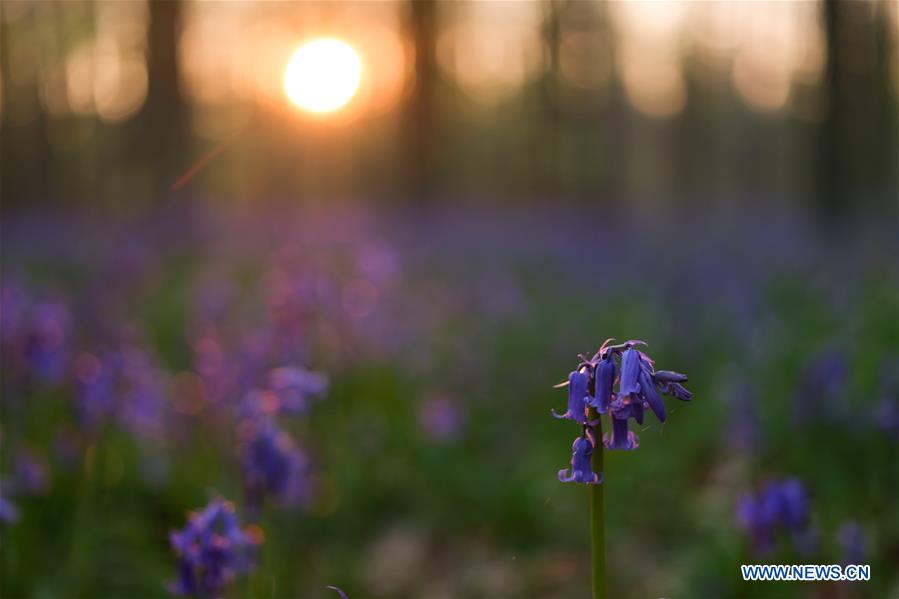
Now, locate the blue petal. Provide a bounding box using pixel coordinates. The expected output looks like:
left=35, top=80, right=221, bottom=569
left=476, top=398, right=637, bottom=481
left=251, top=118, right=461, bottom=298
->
left=653, top=370, right=688, bottom=383
left=605, top=417, right=639, bottom=450
left=665, top=382, right=693, bottom=401
left=619, top=349, right=641, bottom=397
left=639, top=369, right=666, bottom=422
left=590, top=357, right=615, bottom=413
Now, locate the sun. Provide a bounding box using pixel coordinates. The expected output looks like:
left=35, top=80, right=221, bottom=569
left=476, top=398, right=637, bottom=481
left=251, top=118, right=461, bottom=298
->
left=284, top=38, right=362, bottom=114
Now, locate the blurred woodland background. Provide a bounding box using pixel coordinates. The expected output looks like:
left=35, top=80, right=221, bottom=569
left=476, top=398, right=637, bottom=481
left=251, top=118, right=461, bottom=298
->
left=1, top=0, right=896, bottom=212
left=1, top=3, right=898, bottom=598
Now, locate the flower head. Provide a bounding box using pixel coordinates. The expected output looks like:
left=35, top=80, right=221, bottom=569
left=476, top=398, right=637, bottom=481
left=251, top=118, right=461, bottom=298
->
left=558, top=433, right=602, bottom=484
left=241, top=420, right=310, bottom=506
left=169, top=498, right=261, bottom=598
left=737, top=477, right=815, bottom=556
left=552, top=339, right=692, bottom=484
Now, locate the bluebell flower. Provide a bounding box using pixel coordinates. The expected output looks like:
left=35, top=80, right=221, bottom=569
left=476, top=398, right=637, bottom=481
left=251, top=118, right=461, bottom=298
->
left=618, top=348, right=642, bottom=399
left=639, top=367, right=666, bottom=423
left=558, top=433, right=602, bottom=484
left=737, top=477, right=815, bottom=557
left=604, top=416, right=639, bottom=451
left=590, top=356, right=615, bottom=414
left=169, top=498, right=261, bottom=598
left=552, top=369, right=590, bottom=424
left=552, top=340, right=692, bottom=478
left=241, top=420, right=310, bottom=506
left=609, top=396, right=644, bottom=425
left=662, top=382, right=693, bottom=401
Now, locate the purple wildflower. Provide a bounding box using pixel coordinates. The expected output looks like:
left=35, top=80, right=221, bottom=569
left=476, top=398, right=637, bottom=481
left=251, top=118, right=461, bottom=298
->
left=0, top=289, right=70, bottom=385
left=605, top=416, right=639, bottom=451
left=558, top=433, right=602, bottom=484
left=618, top=349, right=642, bottom=399
left=13, top=450, right=49, bottom=496
left=553, top=339, right=692, bottom=483
left=590, top=356, right=615, bottom=414
left=74, top=349, right=169, bottom=439
left=169, top=498, right=262, bottom=598
left=639, top=366, right=666, bottom=422
left=737, top=477, right=815, bottom=556
left=241, top=420, right=311, bottom=506
left=266, top=366, right=328, bottom=414
left=552, top=369, right=590, bottom=424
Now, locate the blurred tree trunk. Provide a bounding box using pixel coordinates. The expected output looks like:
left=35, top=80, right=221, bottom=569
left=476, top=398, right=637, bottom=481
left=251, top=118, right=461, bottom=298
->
left=404, top=0, right=437, bottom=201
left=138, top=0, right=187, bottom=197
left=818, top=0, right=896, bottom=217
left=0, top=3, right=53, bottom=206
left=537, top=0, right=563, bottom=195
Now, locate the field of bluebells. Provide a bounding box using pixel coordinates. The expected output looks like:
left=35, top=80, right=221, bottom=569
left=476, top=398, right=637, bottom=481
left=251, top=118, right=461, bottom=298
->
left=1, top=204, right=897, bottom=598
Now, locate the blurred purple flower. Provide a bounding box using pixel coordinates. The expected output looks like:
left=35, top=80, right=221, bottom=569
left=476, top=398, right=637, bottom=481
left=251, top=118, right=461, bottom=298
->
left=836, top=521, right=866, bottom=565
left=876, top=396, right=899, bottom=440
left=724, top=385, right=762, bottom=452
left=418, top=395, right=465, bottom=442
left=0, top=493, right=19, bottom=524
left=241, top=420, right=311, bottom=506
left=74, top=351, right=118, bottom=429
left=558, top=433, right=601, bottom=484
left=793, top=349, right=848, bottom=424
left=737, top=477, right=815, bottom=556
left=117, top=348, right=169, bottom=440
left=266, top=366, right=328, bottom=414
left=13, top=450, right=49, bottom=496
left=74, top=348, right=169, bottom=439
left=875, top=358, right=899, bottom=440
left=0, top=286, right=71, bottom=385
left=169, top=498, right=261, bottom=598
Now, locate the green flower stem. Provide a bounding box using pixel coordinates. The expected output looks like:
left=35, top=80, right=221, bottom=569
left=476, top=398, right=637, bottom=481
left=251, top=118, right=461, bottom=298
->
left=590, top=413, right=607, bottom=599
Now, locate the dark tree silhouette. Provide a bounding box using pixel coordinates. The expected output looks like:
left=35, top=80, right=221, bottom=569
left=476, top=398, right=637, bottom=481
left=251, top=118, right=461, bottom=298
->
left=819, top=0, right=897, bottom=216
left=139, top=0, right=188, bottom=193
left=404, top=0, right=438, bottom=201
